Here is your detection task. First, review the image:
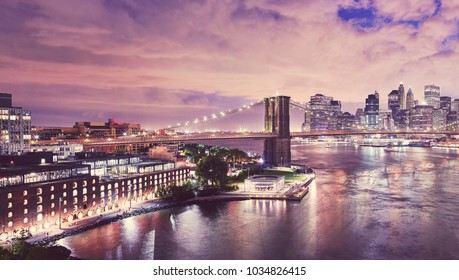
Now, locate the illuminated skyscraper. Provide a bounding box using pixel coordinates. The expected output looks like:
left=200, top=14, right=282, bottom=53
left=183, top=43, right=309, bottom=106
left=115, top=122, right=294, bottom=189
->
left=424, top=84, right=440, bottom=109
left=406, top=87, right=414, bottom=112
left=398, top=83, right=406, bottom=110
left=364, top=92, right=379, bottom=129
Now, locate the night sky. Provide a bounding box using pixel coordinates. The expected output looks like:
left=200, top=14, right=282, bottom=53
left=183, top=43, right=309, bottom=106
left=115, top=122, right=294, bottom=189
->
left=1, top=0, right=458, bottom=130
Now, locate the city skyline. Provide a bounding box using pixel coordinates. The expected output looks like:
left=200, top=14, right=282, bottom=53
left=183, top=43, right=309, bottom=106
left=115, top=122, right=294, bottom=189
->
left=1, top=0, right=459, bottom=130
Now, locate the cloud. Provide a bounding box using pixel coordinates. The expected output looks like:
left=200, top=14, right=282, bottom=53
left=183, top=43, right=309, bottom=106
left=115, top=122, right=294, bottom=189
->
left=1, top=0, right=459, bottom=131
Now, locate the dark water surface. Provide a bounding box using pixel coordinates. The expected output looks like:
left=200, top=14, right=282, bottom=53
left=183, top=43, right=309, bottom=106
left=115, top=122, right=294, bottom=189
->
left=59, top=143, right=459, bottom=259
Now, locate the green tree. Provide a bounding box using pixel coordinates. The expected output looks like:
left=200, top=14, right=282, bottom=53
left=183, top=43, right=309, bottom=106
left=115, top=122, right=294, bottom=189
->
left=196, top=155, right=228, bottom=188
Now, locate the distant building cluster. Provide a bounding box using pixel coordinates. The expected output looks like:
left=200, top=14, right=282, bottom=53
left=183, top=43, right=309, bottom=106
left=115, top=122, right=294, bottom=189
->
left=0, top=92, right=190, bottom=240
left=302, top=83, right=459, bottom=132
left=33, top=118, right=143, bottom=141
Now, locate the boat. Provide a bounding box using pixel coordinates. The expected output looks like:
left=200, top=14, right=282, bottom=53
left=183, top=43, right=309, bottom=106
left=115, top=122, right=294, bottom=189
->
left=384, top=143, right=395, bottom=152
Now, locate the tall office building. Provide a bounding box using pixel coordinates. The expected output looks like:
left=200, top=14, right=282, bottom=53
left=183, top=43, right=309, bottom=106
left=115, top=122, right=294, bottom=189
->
left=364, top=92, right=379, bottom=129
left=451, top=99, right=459, bottom=113
left=406, top=87, right=414, bottom=112
left=398, top=83, right=406, bottom=110
left=0, top=93, right=32, bottom=155
left=440, top=96, right=452, bottom=113
left=388, top=90, right=400, bottom=123
left=424, top=85, right=441, bottom=109
left=410, top=105, right=433, bottom=131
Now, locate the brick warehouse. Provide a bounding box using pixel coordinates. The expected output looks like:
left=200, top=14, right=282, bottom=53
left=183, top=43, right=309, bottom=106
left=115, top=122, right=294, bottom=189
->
left=0, top=153, right=190, bottom=239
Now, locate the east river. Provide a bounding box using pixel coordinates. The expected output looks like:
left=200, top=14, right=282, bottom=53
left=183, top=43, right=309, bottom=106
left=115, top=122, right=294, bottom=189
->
left=58, top=141, right=459, bottom=259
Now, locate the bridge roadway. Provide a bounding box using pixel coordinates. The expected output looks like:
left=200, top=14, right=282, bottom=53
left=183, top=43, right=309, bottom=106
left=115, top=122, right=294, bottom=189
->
left=37, top=130, right=457, bottom=147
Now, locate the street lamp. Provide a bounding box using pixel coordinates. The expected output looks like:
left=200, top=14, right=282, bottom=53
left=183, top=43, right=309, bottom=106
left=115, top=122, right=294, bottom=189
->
left=58, top=197, right=62, bottom=229
left=128, top=184, right=132, bottom=211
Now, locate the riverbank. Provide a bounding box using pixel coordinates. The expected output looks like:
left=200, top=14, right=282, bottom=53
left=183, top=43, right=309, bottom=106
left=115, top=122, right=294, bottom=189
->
left=20, top=176, right=314, bottom=249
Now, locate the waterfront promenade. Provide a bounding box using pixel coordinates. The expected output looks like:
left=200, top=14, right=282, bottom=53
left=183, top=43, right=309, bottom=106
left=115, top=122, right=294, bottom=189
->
left=0, top=175, right=314, bottom=249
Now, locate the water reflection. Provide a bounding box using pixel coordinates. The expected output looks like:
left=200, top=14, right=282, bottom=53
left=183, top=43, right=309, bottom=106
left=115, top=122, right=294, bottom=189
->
left=59, top=144, right=459, bottom=260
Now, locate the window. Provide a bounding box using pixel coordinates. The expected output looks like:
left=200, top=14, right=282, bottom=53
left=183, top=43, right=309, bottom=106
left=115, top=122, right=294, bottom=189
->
left=73, top=197, right=78, bottom=204
left=37, top=213, right=43, bottom=222
left=8, top=221, right=13, bottom=228
left=8, top=202, right=12, bottom=208
left=73, top=182, right=78, bottom=188
left=83, top=180, right=87, bottom=187
left=83, top=188, right=87, bottom=195
left=37, top=196, right=43, bottom=203
left=50, top=186, right=55, bottom=191
left=63, top=200, right=67, bottom=205
left=63, top=208, right=67, bottom=214
left=51, top=203, right=55, bottom=208
left=37, top=205, right=43, bottom=213
left=24, top=208, right=28, bottom=214
left=7, top=193, right=12, bottom=199
left=51, top=194, right=55, bottom=200
left=8, top=212, right=12, bottom=218
left=108, top=184, right=112, bottom=190
left=23, top=218, right=28, bottom=224
left=51, top=211, right=55, bottom=217
left=83, top=195, right=88, bottom=202
left=73, top=190, right=78, bottom=197
left=37, top=188, right=42, bottom=195
left=63, top=192, right=67, bottom=197
left=23, top=190, right=27, bottom=196
left=24, top=199, right=28, bottom=205
left=100, top=185, right=105, bottom=191
left=92, top=187, right=96, bottom=191
left=63, top=184, right=67, bottom=189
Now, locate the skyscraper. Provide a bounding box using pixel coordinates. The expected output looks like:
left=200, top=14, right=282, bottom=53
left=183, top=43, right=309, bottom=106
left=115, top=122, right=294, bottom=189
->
left=364, top=92, right=379, bottom=129
left=424, top=84, right=440, bottom=109
left=406, top=87, right=414, bottom=111
left=0, top=93, right=32, bottom=155
left=398, top=83, right=406, bottom=110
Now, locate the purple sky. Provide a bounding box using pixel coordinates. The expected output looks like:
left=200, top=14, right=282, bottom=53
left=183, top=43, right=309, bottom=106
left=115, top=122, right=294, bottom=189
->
left=1, top=0, right=458, bottom=131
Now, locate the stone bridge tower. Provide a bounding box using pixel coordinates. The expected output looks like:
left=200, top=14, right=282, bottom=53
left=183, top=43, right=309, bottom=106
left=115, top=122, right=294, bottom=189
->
left=263, top=96, right=291, bottom=167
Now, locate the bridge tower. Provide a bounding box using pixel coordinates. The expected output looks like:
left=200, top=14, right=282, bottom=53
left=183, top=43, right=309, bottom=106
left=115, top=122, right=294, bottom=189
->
left=263, top=96, right=291, bottom=167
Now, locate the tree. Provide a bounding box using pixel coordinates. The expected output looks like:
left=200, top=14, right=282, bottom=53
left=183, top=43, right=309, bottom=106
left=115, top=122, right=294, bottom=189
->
left=196, top=155, right=228, bottom=188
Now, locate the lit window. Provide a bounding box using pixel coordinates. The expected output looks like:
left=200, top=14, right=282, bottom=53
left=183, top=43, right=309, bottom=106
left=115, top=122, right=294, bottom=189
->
left=51, top=194, right=54, bottom=200
left=37, top=188, right=42, bottom=195
left=7, top=193, right=12, bottom=199
left=24, top=199, right=28, bottom=205
left=63, top=192, right=67, bottom=197
left=51, top=203, right=55, bottom=208
left=100, top=185, right=105, bottom=191
left=73, top=190, right=78, bottom=197
left=63, top=184, right=67, bottom=189
left=50, top=186, right=55, bottom=191
left=37, top=205, right=43, bottom=213
left=63, top=208, right=67, bottom=214
left=63, top=200, right=67, bottom=205
left=37, top=214, right=43, bottom=222
left=83, top=195, right=87, bottom=202
left=83, top=180, right=87, bottom=186
left=92, top=187, right=96, bottom=191
left=23, top=190, right=27, bottom=196
left=37, top=196, right=42, bottom=203
left=92, top=179, right=96, bottom=184
left=8, top=221, right=13, bottom=228
left=24, top=209, right=28, bottom=214
left=73, top=182, right=78, bottom=188
left=92, top=194, right=96, bottom=199
left=108, top=184, right=112, bottom=190
left=23, top=218, right=28, bottom=224
left=83, top=188, right=87, bottom=194
left=51, top=211, right=55, bottom=217
left=73, top=197, right=78, bottom=204
left=8, top=212, right=12, bottom=218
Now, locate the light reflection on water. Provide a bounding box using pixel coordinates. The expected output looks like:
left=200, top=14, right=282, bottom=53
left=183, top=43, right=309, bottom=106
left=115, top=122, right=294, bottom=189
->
left=58, top=144, right=459, bottom=260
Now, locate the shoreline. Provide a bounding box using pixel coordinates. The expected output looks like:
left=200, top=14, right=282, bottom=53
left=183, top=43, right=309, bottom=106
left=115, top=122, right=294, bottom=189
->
left=30, top=195, right=251, bottom=247
left=25, top=177, right=314, bottom=249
